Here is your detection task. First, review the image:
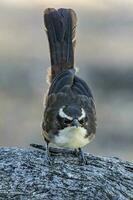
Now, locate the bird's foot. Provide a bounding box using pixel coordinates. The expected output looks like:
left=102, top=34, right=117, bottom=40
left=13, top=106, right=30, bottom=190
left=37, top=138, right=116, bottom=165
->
left=30, top=143, right=52, bottom=165
left=45, top=142, right=52, bottom=165
left=45, top=152, right=52, bottom=165
left=77, top=148, right=88, bottom=165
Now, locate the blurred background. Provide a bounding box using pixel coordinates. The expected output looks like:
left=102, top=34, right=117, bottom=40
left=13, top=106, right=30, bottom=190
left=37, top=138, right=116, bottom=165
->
left=0, top=0, right=133, bottom=161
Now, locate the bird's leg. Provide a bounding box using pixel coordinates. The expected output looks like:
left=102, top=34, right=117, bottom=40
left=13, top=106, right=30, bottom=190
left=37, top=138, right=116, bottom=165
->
left=30, top=142, right=51, bottom=164
left=78, top=148, right=87, bottom=165
left=45, top=141, right=52, bottom=164
left=73, top=148, right=79, bottom=156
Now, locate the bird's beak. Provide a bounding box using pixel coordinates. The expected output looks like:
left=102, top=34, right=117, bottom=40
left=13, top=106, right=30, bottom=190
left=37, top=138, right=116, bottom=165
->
left=71, top=119, right=80, bottom=127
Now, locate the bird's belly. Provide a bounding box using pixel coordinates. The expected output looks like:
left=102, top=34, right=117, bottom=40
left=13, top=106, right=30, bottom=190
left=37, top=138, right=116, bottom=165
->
left=53, top=127, right=90, bottom=148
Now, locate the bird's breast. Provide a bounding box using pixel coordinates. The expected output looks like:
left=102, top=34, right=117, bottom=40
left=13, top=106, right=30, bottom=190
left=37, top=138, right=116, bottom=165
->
left=53, top=126, right=90, bottom=148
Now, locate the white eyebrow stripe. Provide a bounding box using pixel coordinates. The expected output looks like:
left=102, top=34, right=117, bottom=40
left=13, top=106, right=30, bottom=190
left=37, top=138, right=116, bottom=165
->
left=59, top=107, right=73, bottom=120
left=78, top=108, right=86, bottom=121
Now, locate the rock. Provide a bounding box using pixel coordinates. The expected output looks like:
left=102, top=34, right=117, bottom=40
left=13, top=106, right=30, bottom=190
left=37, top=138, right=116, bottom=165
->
left=0, top=146, right=133, bottom=200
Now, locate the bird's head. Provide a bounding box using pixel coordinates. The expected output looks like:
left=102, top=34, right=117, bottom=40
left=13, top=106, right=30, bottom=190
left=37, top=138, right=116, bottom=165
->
left=57, top=105, right=88, bottom=129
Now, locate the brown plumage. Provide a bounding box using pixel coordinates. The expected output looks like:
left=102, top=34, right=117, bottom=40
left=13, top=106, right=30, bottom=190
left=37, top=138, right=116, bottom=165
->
left=44, top=8, right=77, bottom=81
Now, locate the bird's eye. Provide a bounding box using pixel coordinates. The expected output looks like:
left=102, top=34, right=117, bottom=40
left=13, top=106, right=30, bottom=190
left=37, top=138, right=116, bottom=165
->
left=57, top=115, right=72, bottom=128
left=64, top=118, right=72, bottom=124
left=79, top=117, right=88, bottom=125
left=79, top=119, right=84, bottom=124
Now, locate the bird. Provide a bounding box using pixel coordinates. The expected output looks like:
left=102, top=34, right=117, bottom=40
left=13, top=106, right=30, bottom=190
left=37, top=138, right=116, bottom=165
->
left=42, top=8, right=96, bottom=163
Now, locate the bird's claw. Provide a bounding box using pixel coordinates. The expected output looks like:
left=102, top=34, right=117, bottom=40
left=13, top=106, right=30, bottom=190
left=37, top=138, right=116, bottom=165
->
left=78, top=148, right=88, bottom=165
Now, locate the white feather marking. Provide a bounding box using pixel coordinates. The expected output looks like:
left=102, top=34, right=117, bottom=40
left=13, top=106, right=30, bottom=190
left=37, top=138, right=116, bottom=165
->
left=78, top=108, right=86, bottom=121
left=59, top=107, right=73, bottom=120
left=54, top=126, right=90, bottom=148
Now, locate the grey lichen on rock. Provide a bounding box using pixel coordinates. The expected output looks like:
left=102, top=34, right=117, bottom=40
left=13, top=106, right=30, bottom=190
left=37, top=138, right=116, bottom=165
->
left=0, top=147, right=133, bottom=200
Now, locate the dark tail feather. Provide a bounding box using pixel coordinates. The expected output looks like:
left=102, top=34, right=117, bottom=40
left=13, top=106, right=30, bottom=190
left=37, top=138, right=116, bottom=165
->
left=44, top=8, right=77, bottom=81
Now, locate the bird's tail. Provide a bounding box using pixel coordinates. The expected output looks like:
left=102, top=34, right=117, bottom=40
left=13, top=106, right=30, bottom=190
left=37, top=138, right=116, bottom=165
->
left=44, top=8, right=77, bottom=81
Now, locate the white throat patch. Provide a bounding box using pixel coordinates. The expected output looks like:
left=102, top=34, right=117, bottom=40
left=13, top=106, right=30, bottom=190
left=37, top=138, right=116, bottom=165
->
left=54, top=126, right=89, bottom=148
left=59, top=107, right=73, bottom=120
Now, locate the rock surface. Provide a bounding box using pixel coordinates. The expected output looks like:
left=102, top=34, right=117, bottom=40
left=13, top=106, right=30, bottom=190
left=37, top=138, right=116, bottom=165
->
left=0, top=146, right=133, bottom=200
